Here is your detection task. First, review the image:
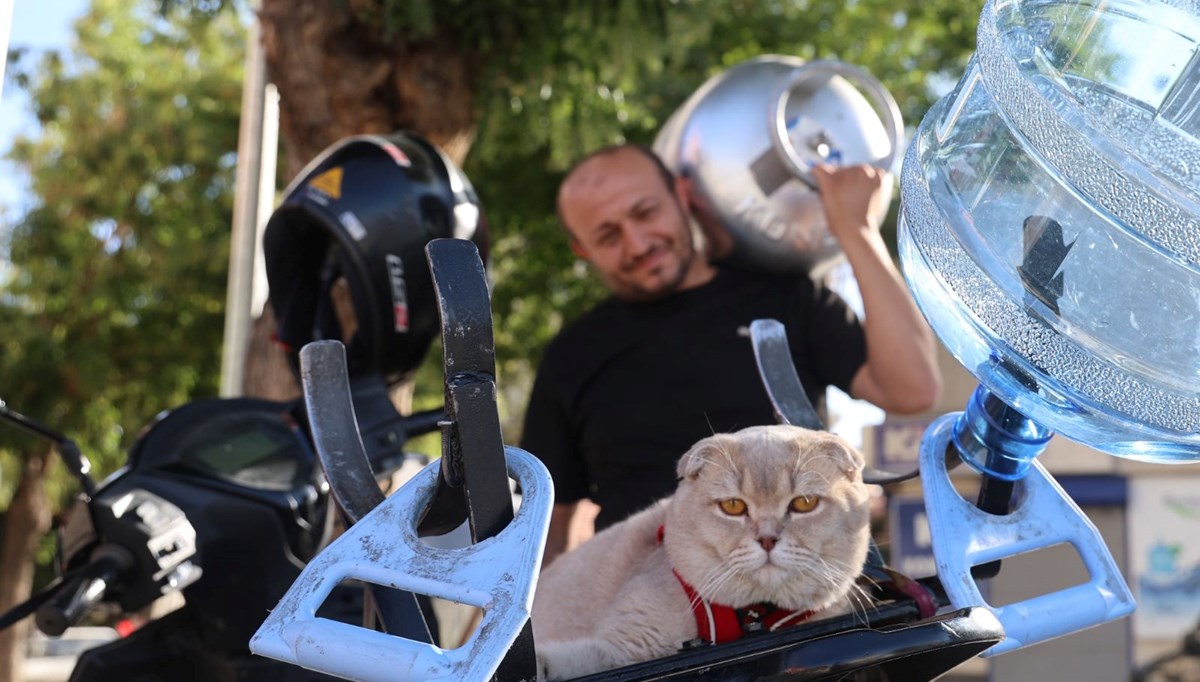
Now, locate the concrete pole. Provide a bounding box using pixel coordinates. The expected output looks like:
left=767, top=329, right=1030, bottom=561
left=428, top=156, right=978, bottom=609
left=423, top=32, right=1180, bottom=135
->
left=252, top=83, right=279, bottom=317
left=220, top=12, right=278, bottom=397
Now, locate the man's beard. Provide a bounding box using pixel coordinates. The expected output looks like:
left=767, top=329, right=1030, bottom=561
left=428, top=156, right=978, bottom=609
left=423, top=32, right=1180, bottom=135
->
left=615, top=203, right=699, bottom=302
left=617, top=242, right=696, bottom=302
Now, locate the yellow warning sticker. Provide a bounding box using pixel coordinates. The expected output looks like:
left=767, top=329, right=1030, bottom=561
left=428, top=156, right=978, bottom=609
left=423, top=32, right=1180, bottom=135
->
left=308, top=167, right=343, bottom=200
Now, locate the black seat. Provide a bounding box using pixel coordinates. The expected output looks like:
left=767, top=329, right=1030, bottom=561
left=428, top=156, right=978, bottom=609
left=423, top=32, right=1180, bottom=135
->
left=568, top=605, right=1004, bottom=682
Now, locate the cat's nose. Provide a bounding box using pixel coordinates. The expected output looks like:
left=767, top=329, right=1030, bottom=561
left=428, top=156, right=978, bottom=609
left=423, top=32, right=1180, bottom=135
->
left=757, top=535, right=777, bottom=552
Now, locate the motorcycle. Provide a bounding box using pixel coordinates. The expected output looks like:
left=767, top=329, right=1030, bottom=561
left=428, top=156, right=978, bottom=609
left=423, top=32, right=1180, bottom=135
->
left=0, top=351, right=444, bottom=681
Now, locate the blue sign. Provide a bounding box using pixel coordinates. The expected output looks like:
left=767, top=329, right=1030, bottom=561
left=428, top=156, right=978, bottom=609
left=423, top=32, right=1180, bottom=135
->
left=888, top=496, right=936, bottom=579
left=871, top=419, right=930, bottom=471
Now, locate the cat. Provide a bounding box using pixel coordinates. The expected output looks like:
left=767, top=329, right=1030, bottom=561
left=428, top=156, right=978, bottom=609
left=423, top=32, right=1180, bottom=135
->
left=530, top=423, right=873, bottom=681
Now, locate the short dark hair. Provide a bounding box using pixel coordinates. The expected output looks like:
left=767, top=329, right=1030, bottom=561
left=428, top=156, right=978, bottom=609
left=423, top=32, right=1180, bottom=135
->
left=556, top=143, right=676, bottom=235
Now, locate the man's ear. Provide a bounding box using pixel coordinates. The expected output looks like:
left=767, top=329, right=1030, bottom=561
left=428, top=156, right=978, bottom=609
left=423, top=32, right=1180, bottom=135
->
left=674, top=174, right=693, bottom=217
left=569, top=238, right=590, bottom=261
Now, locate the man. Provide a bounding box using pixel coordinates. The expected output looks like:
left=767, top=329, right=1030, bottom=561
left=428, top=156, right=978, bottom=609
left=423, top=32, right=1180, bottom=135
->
left=522, top=144, right=940, bottom=565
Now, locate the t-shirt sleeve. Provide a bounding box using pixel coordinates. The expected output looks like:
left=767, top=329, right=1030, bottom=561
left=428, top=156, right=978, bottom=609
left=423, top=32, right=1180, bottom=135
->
left=801, top=279, right=867, bottom=393
left=519, top=351, right=589, bottom=504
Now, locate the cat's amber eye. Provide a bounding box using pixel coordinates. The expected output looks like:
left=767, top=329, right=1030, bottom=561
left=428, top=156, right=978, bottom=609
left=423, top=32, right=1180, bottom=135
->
left=790, top=495, right=819, bottom=513
left=718, top=498, right=748, bottom=516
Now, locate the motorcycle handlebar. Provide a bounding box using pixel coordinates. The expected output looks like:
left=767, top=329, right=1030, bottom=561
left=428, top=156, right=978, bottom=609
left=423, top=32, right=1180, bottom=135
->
left=36, top=552, right=128, bottom=637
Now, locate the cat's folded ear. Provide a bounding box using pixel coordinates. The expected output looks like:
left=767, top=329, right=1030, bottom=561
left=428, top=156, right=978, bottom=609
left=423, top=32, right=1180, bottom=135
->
left=676, top=435, right=733, bottom=482
left=810, top=435, right=866, bottom=480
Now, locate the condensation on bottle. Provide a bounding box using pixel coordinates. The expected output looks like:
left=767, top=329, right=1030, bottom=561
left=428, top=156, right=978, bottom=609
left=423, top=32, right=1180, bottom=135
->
left=899, top=0, right=1200, bottom=462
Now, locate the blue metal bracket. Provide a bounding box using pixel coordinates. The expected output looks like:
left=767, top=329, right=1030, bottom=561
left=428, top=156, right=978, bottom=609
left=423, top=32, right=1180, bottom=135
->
left=918, top=414, right=1135, bottom=655
left=250, top=447, right=552, bottom=681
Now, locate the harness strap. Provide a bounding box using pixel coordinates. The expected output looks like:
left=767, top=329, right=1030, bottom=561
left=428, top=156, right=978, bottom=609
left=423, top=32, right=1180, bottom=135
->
left=658, top=525, right=814, bottom=644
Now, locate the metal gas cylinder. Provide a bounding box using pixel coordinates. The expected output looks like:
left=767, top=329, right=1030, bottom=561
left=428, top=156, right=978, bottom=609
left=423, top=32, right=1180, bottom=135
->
left=653, top=55, right=903, bottom=276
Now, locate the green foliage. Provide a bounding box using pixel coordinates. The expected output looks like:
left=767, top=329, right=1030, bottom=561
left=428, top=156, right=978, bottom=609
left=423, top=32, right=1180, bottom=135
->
left=0, top=0, right=245, bottom=505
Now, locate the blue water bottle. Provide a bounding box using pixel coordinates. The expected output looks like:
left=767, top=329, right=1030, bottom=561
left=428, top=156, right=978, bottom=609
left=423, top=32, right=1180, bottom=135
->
left=899, top=0, right=1200, bottom=655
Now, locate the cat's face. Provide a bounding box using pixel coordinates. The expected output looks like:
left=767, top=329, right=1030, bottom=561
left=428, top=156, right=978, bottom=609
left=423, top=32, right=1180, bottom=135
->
left=663, top=424, right=871, bottom=612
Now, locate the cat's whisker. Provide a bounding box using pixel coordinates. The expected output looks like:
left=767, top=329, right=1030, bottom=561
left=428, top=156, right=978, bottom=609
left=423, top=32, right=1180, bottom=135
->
left=841, top=582, right=875, bottom=622
left=811, top=555, right=858, bottom=596
left=690, top=564, right=741, bottom=617
left=692, top=556, right=732, bottom=587
left=691, top=454, right=736, bottom=478
left=844, top=584, right=871, bottom=623
left=727, top=541, right=769, bottom=574
left=819, top=554, right=856, bottom=574
left=856, top=573, right=883, bottom=591
left=713, top=442, right=740, bottom=479
left=854, top=582, right=877, bottom=608
left=837, top=587, right=861, bottom=621
left=795, top=468, right=834, bottom=489
left=691, top=559, right=738, bottom=605
left=808, top=568, right=842, bottom=593
left=854, top=583, right=878, bottom=620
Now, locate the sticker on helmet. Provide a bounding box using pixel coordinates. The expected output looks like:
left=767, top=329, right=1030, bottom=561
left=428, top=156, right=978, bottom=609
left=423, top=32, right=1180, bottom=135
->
left=338, top=211, right=368, bottom=241
left=381, top=143, right=413, bottom=168
left=386, top=254, right=410, bottom=332
left=308, top=166, right=344, bottom=202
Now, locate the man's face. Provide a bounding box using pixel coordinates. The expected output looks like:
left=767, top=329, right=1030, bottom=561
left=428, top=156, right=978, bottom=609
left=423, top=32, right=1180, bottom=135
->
left=559, top=149, right=709, bottom=302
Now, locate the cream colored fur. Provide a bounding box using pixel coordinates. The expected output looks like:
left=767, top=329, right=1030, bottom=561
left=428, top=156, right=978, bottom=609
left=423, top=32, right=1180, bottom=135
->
left=531, top=424, right=872, bottom=681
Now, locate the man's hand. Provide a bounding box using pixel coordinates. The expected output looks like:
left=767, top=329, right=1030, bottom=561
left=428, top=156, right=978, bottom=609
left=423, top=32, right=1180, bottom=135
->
left=543, top=502, right=579, bottom=568
left=812, top=163, right=890, bottom=241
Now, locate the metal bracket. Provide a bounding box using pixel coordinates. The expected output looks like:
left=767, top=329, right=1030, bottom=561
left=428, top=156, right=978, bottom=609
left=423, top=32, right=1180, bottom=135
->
left=748, top=319, right=824, bottom=431
left=748, top=319, right=919, bottom=485
left=300, top=341, right=387, bottom=524
left=249, top=446, right=552, bottom=681
left=415, top=239, right=514, bottom=543
left=299, top=340, right=434, bottom=642
left=253, top=237, right=549, bottom=681
left=918, top=414, right=1135, bottom=655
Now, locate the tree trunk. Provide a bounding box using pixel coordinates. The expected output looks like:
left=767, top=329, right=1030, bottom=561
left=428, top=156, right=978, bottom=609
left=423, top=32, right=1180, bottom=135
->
left=243, top=0, right=480, bottom=399
left=242, top=303, right=301, bottom=401
left=0, top=449, right=55, bottom=682
left=258, top=0, right=478, bottom=178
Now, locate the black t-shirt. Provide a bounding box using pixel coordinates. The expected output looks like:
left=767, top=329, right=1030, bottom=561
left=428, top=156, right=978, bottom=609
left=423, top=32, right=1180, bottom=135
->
left=520, top=267, right=866, bottom=530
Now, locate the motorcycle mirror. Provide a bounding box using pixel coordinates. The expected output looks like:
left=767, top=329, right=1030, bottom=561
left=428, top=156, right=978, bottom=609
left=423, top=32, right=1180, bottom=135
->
left=0, top=398, right=97, bottom=497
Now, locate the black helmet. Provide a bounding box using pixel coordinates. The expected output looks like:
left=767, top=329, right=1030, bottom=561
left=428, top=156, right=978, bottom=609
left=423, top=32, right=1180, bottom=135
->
left=263, top=132, right=488, bottom=385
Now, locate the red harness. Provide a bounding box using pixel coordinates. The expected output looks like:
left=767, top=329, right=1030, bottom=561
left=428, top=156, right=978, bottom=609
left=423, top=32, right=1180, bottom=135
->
left=658, top=525, right=814, bottom=644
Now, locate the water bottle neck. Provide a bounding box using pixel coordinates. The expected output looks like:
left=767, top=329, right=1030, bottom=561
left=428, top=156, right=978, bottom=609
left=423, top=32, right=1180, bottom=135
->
left=952, top=385, right=1053, bottom=480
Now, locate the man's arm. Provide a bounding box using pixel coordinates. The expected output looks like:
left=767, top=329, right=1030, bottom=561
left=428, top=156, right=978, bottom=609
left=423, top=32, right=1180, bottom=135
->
left=814, top=164, right=941, bottom=414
